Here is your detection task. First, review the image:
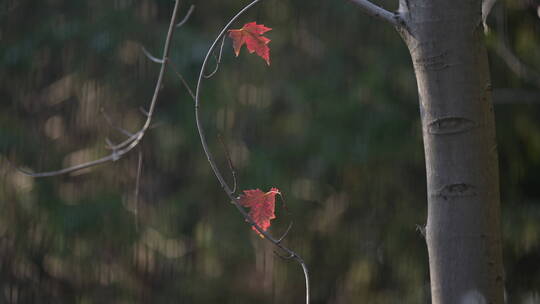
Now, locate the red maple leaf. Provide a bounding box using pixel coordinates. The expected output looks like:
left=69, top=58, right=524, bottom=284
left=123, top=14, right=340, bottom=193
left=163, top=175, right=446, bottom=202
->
left=228, top=22, right=272, bottom=66
left=239, top=188, right=280, bottom=237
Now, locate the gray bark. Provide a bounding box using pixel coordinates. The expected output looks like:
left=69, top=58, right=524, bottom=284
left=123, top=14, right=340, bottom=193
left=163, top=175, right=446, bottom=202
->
left=398, top=1, right=505, bottom=303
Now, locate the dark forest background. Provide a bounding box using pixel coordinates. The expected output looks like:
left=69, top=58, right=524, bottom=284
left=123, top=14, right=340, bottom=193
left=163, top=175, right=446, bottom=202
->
left=1, top=0, right=540, bottom=303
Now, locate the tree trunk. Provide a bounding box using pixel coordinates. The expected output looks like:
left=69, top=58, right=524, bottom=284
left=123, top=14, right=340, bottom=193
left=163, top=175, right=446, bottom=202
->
left=398, top=0, right=505, bottom=303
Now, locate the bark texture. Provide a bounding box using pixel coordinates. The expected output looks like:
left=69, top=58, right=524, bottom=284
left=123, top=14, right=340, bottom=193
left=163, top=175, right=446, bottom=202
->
left=398, top=0, right=505, bottom=303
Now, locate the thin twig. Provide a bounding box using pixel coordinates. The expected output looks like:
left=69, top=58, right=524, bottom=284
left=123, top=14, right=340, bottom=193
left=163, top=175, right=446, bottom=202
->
left=170, top=60, right=196, bottom=101
left=100, top=108, right=134, bottom=137
left=348, top=0, right=400, bottom=26
left=13, top=0, right=183, bottom=177
left=217, top=133, right=237, bottom=194
left=141, top=47, right=165, bottom=64
left=176, top=5, right=195, bottom=28
left=149, top=121, right=163, bottom=130
left=416, top=224, right=426, bottom=239
left=273, top=250, right=295, bottom=260
left=105, top=137, right=115, bottom=149
left=204, top=36, right=226, bottom=79
left=139, top=107, right=150, bottom=117
left=141, top=4, right=194, bottom=62
left=278, top=191, right=290, bottom=214
left=194, top=1, right=310, bottom=303
left=277, top=222, right=293, bottom=243
left=134, top=150, right=143, bottom=232
left=11, top=153, right=117, bottom=177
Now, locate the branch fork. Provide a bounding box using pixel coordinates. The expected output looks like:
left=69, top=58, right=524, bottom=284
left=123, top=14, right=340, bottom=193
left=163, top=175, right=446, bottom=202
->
left=10, top=0, right=193, bottom=178
left=349, top=0, right=401, bottom=27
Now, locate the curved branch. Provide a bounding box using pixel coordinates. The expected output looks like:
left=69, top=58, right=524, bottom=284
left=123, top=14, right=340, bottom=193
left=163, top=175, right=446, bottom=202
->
left=217, top=133, right=237, bottom=194
left=11, top=154, right=118, bottom=178
left=176, top=4, right=195, bottom=28
left=348, top=0, right=399, bottom=26
left=193, top=1, right=310, bottom=303
left=204, top=36, right=226, bottom=79
left=277, top=222, right=293, bottom=243
left=141, top=46, right=165, bottom=64
left=12, top=0, right=184, bottom=177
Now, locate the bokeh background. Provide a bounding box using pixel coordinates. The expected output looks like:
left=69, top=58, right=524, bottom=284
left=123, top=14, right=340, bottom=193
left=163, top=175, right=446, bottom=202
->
left=1, top=0, right=539, bottom=303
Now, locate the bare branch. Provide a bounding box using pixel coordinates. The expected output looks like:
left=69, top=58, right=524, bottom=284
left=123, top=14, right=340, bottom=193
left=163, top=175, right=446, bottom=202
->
left=141, top=46, right=165, bottom=64
left=278, top=191, right=290, bottom=214
left=134, top=150, right=143, bottom=232
left=204, top=36, right=226, bottom=79
left=139, top=107, right=150, bottom=117
left=11, top=153, right=117, bottom=178
left=273, top=250, right=295, bottom=260
left=148, top=121, right=163, bottom=130
left=169, top=60, right=196, bottom=101
left=277, top=222, right=293, bottom=243
left=105, top=137, right=115, bottom=149
left=12, top=0, right=184, bottom=177
left=348, top=0, right=399, bottom=26
left=416, top=224, right=426, bottom=239
left=194, top=0, right=310, bottom=303
left=176, top=5, right=195, bottom=28
left=100, top=108, right=134, bottom=137
left=217, top=133, right=237, bottom=194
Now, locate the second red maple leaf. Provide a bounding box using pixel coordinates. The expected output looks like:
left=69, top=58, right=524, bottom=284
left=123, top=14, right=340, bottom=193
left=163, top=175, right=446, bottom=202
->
left=239, top=188, right=280, bottom=237
left=228, top=22, right=272, bottom=65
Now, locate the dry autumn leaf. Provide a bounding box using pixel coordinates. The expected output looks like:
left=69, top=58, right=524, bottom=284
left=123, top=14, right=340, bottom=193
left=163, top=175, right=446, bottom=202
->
left=228, top=22, right=272, bottom=65
left=239, top=188, right=280, bottom=237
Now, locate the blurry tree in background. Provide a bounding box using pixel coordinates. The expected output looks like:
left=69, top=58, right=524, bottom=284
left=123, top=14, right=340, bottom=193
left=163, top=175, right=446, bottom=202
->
left=1, top=0, right=540, bottom=303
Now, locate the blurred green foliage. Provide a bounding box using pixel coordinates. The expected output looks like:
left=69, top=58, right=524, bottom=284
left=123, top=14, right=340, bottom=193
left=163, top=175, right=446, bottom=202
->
left=1, top=0, right=539, bottom=303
